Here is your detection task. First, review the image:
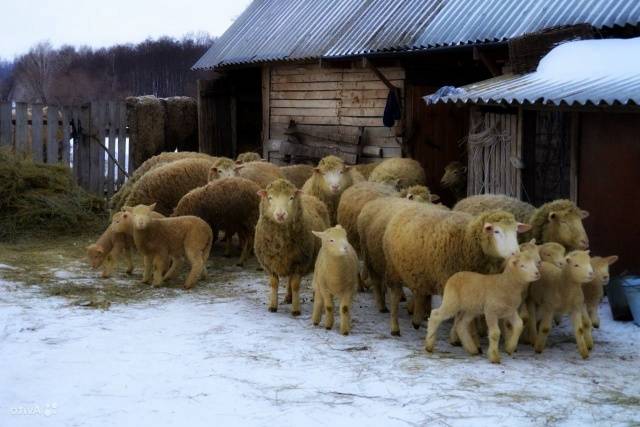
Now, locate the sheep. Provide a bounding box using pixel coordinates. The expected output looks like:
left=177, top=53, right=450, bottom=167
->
left=368, top=158, right=426, bottom=190
left=400, top=185, right=440, bottom=203
left=124, top=157, right=214, bottom=216
left=280, top=164, right=314, bottom=189
left=583, top=255, right=618, bottom=328
left=539, top=242, right=567, bottom=268
left=254, top=179, right=330, bottom=316
left=383, top=207, right=531, bottom=335
left=526, top=250, right=594, bottom=358
left=311, top=225, right=359, bottom=335
left=426, top=251, right=540, bottom=363
left=440, top=161, right=468, bottom=201
left=125, top=203, right=213, bottom=289
left=454, top=194, right=535, bottom=223
left=302, top=155, right=365, bottom=224
left=173, top=177, right=261, bottom=266
left=209, top=158, right=284, bottom=189
left=353, top=162, right=380, bottom=179
left=527, top=199, right=590, bottom=250
left=86, top=212, right=135, bottom=278
left=236, top=152, right=262, bottom=163
left=208, top=157, right=238, bottom=180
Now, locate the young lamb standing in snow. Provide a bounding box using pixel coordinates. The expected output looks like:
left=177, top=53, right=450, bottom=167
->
left=527, top=250, right=594, bottom=358
left=425, top=251, right=541, bottom=363
left=126, top=203, right=213, bottom=289
left=86, top=212, right=135, bottom=278
left=302, top=155, right=364, bottom=224
left=583, top=255, right=618, bottom=328
left=311, top=225, right=359, bottom=335
left=254, top=179, right=330, bottom=316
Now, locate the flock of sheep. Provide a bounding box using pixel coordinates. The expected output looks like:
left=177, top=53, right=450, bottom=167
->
left=86, top=151, right=618, bottom=363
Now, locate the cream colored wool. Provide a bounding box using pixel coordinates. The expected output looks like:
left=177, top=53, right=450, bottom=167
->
left=400, top=185, right=439, bottom=203
left=368, top=158, right=426, bottom=190
left=583, top=255, right=618, bottom=328
left=236, top=152, right=262, bottom=163
left=353, top=162, right=380, bottom=180
left=237, top=161, right=285, bottom=188
left=526, top=199, right=590, bottom=250
left=454, top=194, right=535, bottom=223
left=280, top=164, right=314, bottom=189
left=86, top=212, right=135, bottom=278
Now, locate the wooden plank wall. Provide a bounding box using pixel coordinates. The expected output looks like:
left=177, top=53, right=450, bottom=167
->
left=267, top=64, right=404, bottom=163
left=0, top=101, right=131, bottom=197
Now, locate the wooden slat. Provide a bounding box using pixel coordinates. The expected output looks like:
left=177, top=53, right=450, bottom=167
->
left=0, top=102, right=11, bottom=147
left=569, top=111, right=580, bottom=203
left=79, top=105, right=92, bottom=190
left=46, top=106, right=59, bottom=163
left=15, top=103, right=28, bottom=154
left=272, top=115, right=339, bottom=125
left=31, top=105, right=44, bottom=162
left=505, top=114, right=512, bottom=196
left=272, top=82, right=340, bottom=92
left=270, top=90, right=340, bottom=100
left=61, top=107, right=71, bottom=167
left=515, top=107, right=523, bottom=198
left=272, top=64, right=402, bottom=76
left=117, top=102, right=127, bottom=187
left=270, top=69, right=405, bottom=84
left=90, top=102, right=103, bottom=194
left=106, top=102, right=117, bottom=197
left=261, top=66, right=271, bottom=157
left=272, top=107, right=338, bottom=117
left=339, top=107, right=385, bottom=117
left=271, top=99, right=339, bottom=108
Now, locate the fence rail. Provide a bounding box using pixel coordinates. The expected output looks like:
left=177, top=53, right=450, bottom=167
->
left=0, top=101, right=131, bottom=196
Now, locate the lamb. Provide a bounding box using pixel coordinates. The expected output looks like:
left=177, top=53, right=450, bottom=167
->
left=539, top=242, right=567, bottom=268
left=353, top=162, right=380, bottom=179
left=383, top=207, right=531, bottom=335
left=302, top=155, right=365, bottom=224
left=173, top=177, right=261, bottom=266
left=527, top=199, right=590, bottom=250
left=311, top=225, right=359, bottom=335
left=526, top=250, right=594, bottom=358
left=86, top=212, right=135, bottom=278
left=425, top=251, right=540, bottom=363
left=440, top=161, right=467, bottom=202
left=124, top=203, right=213, bottom=289
left=454, top=194, right=535, bottom=223
left=208, top=157, right=238, bottom=180
left=254, top=179, right=330, bottom=316
left=583, top=255, right=618, bottom=328
left=209, top=158, right=284, bottom=188
left=368, top=158, right=426, bottom=190
left=280, top=164, right=314, bottom=188
left=124, top=157, right=214, bottom=216
left=236, top=152, right=262, bottom=163
left=400, top=185, right=439, bottom=203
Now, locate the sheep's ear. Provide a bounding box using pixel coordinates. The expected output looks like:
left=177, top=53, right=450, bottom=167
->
left=483, top=223, right=494, bottom=233
left=548, top=212, right=558, bottom=221
left=149, top=203, right=157, bottom=212
left=312, top=230, right=324, bottom=239
left=343, top=165, right=351, bottom=171
left=122, top=206, right=132, bottom=212
left=606, top=255, right=619, bottom=265
left=235, top=160, right=243, bottom=165
left=257, top=190, right=267, bottom=198
left=335, top=224, right=343, bottom=230
left=313, top=167, right=320, bottom=173
left=579, top=209, right=589, bottom=219
left=407, top=194, right=414, bottom=200
left=517, top=223, right=532, bottom=233
left=430, top=194, right=440, bottom=202
left=234, top=165, right=244, bottom=171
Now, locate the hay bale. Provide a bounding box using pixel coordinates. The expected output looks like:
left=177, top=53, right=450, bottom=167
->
left=165, top=97, right=198, bottom=152
left=0, top=149, right=106, bottom=240
left=126, top=96, right=166, bottom=169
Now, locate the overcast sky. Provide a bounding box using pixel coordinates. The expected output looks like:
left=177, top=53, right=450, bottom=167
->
left=0, top=0, right=253, bottom=60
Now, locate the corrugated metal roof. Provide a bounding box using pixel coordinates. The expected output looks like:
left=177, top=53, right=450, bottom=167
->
left=423, top=73, right=640, bottom=106
left=193, top=0, right=640, bottom=70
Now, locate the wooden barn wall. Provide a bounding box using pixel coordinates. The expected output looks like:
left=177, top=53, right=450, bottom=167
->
left=266, top=64, right=404, bottom=162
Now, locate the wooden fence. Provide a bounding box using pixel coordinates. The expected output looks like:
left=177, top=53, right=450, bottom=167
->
left=0, top=101, right=131, bottom=196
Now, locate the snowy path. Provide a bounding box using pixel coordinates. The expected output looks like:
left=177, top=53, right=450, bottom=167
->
left=0, top=251, right=639, bottom=427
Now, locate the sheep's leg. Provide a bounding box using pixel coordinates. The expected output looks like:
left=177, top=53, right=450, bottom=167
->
left=388, top=285, right=403, bottom=336
left=125, top=244, right=134, bottom=275
left=284, top=282, right=293, bottom=304
left=571, top=308, right=590, bottom=359
left=466, top=317, right=481, bottom=349
left=110, top=242, right=125, bottom=274
left=370, top=277, right=388, bottom=313
left=339, top=294, right=352, bottom=335
left=152, top=255, right=168, bottom=287
left=142, top=255, right=153, bottom=284
left=163, top=257, right=182, bottom=281
left=311, top=288, right=324, bottom=326
left=425, top=305, right=456, bottom=353
left=458, top=312, right=480, bottom=355
left=534, top=309, right=554, bottom=354
left=553, top=314, right=562, bottom=326
left=184, top=249, right=204, bottom=290
left=524, top=299, right=537, bottom=345
left=504, top=311, right=524, bottom=355
left=411, top=291, right=426, bottom=329
left=268, top=274, right=279, bottom=312
left=101, top=253, right=115, bottom=278
left=406, top=295, right=414, bottom=315
left=290, top=274, right=302, bottom=317
left=588, top=304, right=600, bottom=329
left=357, top=274, right=367, bottom=292
left=223, top=234, right=233, bottom=258
left=237, top=233, right=251, bottom=267
left=324, top=292, right=335, bottom=330
left=581, top=305, right=594, bottom=351
left=448, top=313, right=462, bottom=346
left=485, top=312, right=501, bottom=363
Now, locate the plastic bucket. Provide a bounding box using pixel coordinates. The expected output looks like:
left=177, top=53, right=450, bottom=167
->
left=608, top=276, right=633, bottom=321
left=622, top=276, right=640, bottom=326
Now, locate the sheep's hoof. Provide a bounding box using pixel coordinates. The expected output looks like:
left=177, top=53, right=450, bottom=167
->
left=292, top=310, right=301, bottom=317
left=126, top=270, right=134, bottom=276
left=325, top=325, right=333, bottom=330
left=379, top=307, right=389, bottom=313
left=391, top=330, right=401, bottom=337
left=284, top=295, right=292, bottom=304
left=593, top=323, right=600, bottom=329
left=412, top=322, right=421, bottom=330
left=341, top=331, right=349, bottom=336
left=268, top=307, right=277, bottom=313
left=313, top=321, right=319, bottom=326
left=425, top=345, right=434, bottom=353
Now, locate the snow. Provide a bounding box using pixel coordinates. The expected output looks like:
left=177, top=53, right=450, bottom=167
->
left=536, top=37, right=640, bottom=81
left=1, top=255, right=639, bottom=427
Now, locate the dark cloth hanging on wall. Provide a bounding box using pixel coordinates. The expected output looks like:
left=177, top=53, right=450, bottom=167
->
left=383, top=88, right=402, bottom=128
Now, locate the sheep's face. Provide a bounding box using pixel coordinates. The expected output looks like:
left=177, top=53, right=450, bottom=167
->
left=129, top=203, right=157, bottom=230
left=440, top=161, right=467, bottom=188
left=539, top=242, right=567, bottom=268
left=313, top=225, right=351, bottom=257
left=316, top=165, right=351, bottom=195
left=590, top=255, right=618, bottom=286
left=237, top=152, right=262, bottom=163
left=545, top=209, right=590, bottom=250
left=86, top=244, right=106, bottom=268
left=519, top=239, right=541, bottom=265
left=208, top=164, right=238, bottom=181
left=565, top=250, right=594, bottom=283
left=258, top=181, right=301, bottom=224
left=110, top=211, right=130, bottom=234
left=507, top=252, right=541, bottom=282
left=401, top=185, right=438, bottom=203
left=482, top=221, right=531, bottom=259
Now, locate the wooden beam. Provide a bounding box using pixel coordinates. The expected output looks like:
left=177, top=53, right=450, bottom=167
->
left=473, top=47, right=501, bottom=77
left=363, top=58, right=396, bottom=91
left=570, top=111, right=580, bottom=203
left=261, top=65, right=270, bottom=156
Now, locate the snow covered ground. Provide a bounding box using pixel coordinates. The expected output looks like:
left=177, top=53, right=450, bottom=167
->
left=1, top=240, right=639, bottom=427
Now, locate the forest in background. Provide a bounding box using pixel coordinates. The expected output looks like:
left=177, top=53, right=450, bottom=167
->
left=0, top=32, right=215, bottom=104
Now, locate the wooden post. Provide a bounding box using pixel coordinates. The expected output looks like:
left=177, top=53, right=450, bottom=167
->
left=0, top=102, right=11, bottom=147
left=116, top=101, right=127, bottom=187
left=261, top=66, right=271, bottom=158
left=15, top=103, right=28, bottom=154
left=197, top=79, right=216, bottom=154
left=46, top=106, right=59, bottom=163
left=76, top=104, right=92, bottom=190
left=31, top=105, right=44, bottom=162
left=90, top=102, right=103, bottom=194
left=106, top=101, right=116, bottom=197
left=61, top=107, right=71, bottom=167
left=515, top=107, right=524, bottom=199
left=569, top=111, right=580, bottom=203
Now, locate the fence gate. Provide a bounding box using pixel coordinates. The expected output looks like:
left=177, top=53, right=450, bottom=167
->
left=0, top=101, right=131, bottom=197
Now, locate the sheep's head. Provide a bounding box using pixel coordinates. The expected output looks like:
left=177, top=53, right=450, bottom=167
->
left=400, top=185, right=439, bottom=203
left=590, top=255, right=618, bottom=286
left=506, top=251, right=541, bottom=283
left=539, top=242, right=567, bottom=268
left=258, top=179, right=301, bottom=224
left=314, top=155, right=352, bottom=195
left=564, top=250, right=594, bottom=283
left=370, top=170, right=400, bottom=189
left=125, top=203, right=157, bottom=230
left=208, top=157, right=237, bottom=181
left=110, top=210, right=131, bottom=234
left=313, top=225, right=351, bottom=257
left=538, top=200, right=589, bottom=250
left=475, top=210, right=531, bottom=259
left=236, top=152, right=262, bottom=163
left=519, top=239, right=541, bottom=265
left=440, top=161, right=467, bottom=188
left=86, top=243, right=107, bottom=268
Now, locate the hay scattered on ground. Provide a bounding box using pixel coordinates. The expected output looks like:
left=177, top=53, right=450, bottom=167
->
left=0, top=149, right=106, bottom=240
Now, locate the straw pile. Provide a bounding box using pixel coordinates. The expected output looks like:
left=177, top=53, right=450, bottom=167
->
left=165, top=97, right=198, bottom=151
